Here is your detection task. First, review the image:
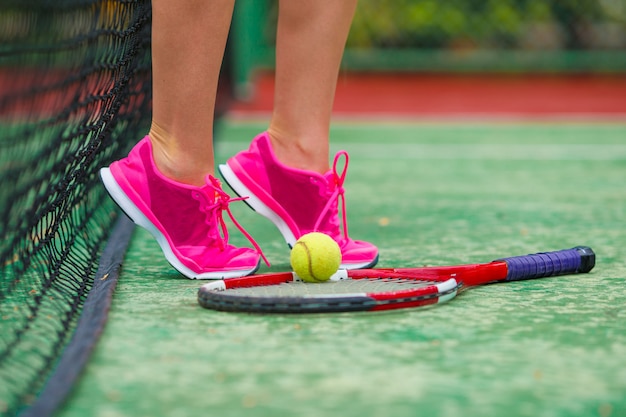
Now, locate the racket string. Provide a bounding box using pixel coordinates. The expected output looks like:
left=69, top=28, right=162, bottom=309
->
left=220, top=277, right=440, bottom=297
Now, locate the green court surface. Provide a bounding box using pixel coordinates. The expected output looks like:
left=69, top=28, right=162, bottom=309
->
left=57, top=121, right=626, bottom=417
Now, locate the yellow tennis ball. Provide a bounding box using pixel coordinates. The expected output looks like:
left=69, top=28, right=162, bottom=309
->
left=290, top=232, right=341, bottom=283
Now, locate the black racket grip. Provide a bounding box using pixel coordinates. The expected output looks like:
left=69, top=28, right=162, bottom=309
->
left=500, top=246, right=595, bottom=281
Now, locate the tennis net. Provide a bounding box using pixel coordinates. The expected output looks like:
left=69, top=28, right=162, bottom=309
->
left=0, top=1, right=152, bottom=415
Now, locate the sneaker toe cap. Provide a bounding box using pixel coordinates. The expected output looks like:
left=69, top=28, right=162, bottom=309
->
left=339, top=240, right=379, bottom=269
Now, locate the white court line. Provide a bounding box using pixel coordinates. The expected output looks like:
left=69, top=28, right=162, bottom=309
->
left=218, top=143, right=626, bottom=161
left=330, top=144, right=626, bottom=161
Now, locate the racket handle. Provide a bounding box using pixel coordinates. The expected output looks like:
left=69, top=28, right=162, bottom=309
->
left=500, top=246, right=595, bottom=281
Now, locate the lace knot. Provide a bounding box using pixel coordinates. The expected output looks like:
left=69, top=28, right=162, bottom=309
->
left=193, top=176, right=269, bottom=266
left=313, top=151, right=349, bottom=240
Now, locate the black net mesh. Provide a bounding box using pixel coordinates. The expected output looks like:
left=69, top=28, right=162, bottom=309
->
left=0, top=1, right=152, bottom=415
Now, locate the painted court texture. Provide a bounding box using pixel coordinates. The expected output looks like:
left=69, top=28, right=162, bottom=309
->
left=57, top=75, right=626, bottom=417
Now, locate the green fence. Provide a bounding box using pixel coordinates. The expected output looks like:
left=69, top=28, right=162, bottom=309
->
left=230, top=0, right=626, bottom=97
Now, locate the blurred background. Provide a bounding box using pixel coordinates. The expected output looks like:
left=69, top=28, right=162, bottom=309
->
left=225, top=0, right=626, bottom=118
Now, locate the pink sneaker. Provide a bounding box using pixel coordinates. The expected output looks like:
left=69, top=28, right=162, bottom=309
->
left=219, top=132, right=378, bottom=269
left=100, top=136, right=266, bottom=279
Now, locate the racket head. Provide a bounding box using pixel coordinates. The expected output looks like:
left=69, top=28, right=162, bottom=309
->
left=197, top=246, right=595, bottom=314
left=198, top=271, right=460, bottom=314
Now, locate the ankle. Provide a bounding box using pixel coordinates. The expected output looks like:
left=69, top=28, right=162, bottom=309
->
left=149, top=123, right=213, bottom=186
left=266, top=127, right=330, bottom=174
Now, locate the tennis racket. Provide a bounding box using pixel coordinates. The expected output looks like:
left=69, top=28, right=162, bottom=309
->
left=198, top=246, right=595, bottom=314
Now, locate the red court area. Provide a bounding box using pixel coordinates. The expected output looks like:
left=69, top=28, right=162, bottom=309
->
left=229, top=72, right=626, bottom=119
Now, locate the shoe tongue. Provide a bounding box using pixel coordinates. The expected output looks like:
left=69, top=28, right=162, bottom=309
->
left=322, top=171, right=336, bottom=188
left=200, top=175, right=224, bottom=202
left=204, top=174, right=222, bottom=189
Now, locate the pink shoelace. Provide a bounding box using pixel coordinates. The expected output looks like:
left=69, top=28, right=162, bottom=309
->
left=313, top=151, right=350, bottom=242
left=193, top=176, right=270, bottom=267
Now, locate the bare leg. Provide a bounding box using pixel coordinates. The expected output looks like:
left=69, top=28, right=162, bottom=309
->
left=268, top=0, right=358, bottom=174
left=150, top=0, right=234, bottom=186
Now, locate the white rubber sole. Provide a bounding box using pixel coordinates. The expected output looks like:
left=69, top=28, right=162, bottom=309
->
left=100, top=167, right=258, bottom=279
